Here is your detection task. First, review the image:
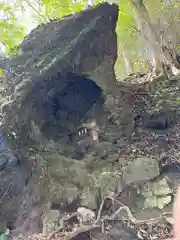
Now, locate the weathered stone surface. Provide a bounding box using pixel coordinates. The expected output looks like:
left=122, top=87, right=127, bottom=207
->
left=47, top=153, right=90, bottom=187
left=2, top=3, right=118, bottom=117
left=122, top=157, right=160, bottom=185
left=10, top=3, right=118, bottom=92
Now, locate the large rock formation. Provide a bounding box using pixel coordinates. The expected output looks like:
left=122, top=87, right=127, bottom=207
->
left=1, top=3, right=118, bottom=145
left=0, top=2, right=120, bottom=235
left=0, top=2, right=180, bottom=240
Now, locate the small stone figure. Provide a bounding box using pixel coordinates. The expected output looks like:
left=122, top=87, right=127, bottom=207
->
left=73, top=120, right=99, bottom=158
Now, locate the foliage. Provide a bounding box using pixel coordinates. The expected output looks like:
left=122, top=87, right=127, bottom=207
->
left=0, top=0, right=179, bottom=76
left=0, top=2, right=26, bottom=56
left=115, top=0, right=142, bottom=77
left=40, top=0, right=88, bottom=19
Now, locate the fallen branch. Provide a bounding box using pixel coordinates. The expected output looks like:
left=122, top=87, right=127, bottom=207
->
left=47, top=212, right=78, bottom=240
left=95, top=197, right=107, bottom=224
left=98, top=196, right=137, bottom=224
left=110, top=205, right=136, bottom=223
left=47, top=195, right=172, bottom=240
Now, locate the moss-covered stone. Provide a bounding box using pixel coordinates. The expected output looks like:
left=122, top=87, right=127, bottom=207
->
left=81, top=187, right=98, bottom=209
left=141, top=178, right=172, bottom=209
left=47, top=153, right=90, bottom=187
left=157, top=195, right=171, bottom=209
left=151, top=178, right=172, bottom=196
left=122, top=157, right=159, bottom=185
left=81, top=170, right=120, bottom=209
left=143, top=196, right=158, bottom=209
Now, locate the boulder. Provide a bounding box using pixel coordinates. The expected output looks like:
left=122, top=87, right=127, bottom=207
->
left=1, top=3, right=118, bottom=144
left=122, top=157, right=160, bottom=185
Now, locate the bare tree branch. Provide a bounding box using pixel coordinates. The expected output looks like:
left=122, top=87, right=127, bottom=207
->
left=25, top=0, right=48, bottom=23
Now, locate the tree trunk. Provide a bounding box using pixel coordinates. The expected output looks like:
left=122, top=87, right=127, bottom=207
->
left=131, top=0, right=163, bottom=76
left=162, top=43, right=180, bottom=70
left=122, top=51, right=133, bottom=75
left=131, top=0, right=180, bottom=79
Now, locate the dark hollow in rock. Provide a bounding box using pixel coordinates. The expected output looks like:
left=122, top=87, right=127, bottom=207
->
left=37, top=73, right=103, bottom=140
left=52, top=73, right=102, bottom=122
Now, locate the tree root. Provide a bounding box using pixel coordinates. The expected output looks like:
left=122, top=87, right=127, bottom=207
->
left=46, top=196, right=172, bottom=240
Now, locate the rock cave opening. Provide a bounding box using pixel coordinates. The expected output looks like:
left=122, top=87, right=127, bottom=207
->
left=31, top=72, right=103, bottom=141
